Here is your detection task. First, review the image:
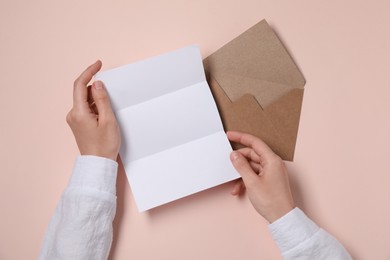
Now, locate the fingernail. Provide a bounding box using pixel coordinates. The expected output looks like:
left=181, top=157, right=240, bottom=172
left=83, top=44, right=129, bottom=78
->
left=93, top=81, right=103, bottom=90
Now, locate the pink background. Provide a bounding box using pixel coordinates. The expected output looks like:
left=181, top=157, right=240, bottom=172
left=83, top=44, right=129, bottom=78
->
left=1, top=0, right=389, bottom=259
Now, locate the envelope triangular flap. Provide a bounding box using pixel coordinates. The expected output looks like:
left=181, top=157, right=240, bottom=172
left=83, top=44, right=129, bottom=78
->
left=204, top=19, right=305, bottom=108
left=208, top=73, right=296, bottom=108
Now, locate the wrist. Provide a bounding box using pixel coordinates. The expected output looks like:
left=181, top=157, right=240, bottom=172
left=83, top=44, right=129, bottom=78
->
left=264, top=201, right=295, bottom=223
left=80, top=149, right=118, bottom=162
left=105, top=153, right=118, bottom=161
left=80, top=153, right=118, bottom=162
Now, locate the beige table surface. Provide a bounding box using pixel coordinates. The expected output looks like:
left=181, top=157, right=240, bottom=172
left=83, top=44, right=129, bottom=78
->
left=1, top=1, right=389, bottom=259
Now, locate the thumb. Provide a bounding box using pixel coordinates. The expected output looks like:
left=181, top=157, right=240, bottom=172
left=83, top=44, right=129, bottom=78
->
left=91, top=80, right=115, bottom=121
left=230, top=151, right=258, bottom=187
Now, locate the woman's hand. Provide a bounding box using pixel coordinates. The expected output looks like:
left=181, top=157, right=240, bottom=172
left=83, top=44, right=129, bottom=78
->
left=66, top=61, right=121, bottom=161
left=228, top=131, right=295, bottom=223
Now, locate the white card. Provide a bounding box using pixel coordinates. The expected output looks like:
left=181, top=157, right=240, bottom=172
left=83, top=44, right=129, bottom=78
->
left=95, top=46, right=239, bottom=212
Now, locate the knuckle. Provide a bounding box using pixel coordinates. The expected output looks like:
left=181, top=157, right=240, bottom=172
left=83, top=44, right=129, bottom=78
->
left=66, top=112, right=72, bottom=124
left=68, top=110, right=85, bottom=124
left=73, top=112, right=84, bottom=123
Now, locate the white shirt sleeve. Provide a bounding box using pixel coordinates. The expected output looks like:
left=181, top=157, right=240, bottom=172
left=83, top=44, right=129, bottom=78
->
left=39, top=155, right=118, bottom=260
left=268, top=207, right=352, bottom=260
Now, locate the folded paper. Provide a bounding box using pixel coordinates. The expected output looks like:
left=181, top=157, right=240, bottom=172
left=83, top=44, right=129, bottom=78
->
left=95, top=46, right=239, bottom=212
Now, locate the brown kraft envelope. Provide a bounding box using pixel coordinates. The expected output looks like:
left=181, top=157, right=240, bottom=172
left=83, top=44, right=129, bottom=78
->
left=203, top=19, right=306, bottom=161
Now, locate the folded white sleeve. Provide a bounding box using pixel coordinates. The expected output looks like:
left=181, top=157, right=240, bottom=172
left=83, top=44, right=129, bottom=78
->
left=39, top=156, right=118, bottom=260
left=268, top=207, right=352, bottom=260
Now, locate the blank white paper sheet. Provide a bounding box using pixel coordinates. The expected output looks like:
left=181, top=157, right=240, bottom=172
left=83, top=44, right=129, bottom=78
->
left=95, top=46, right=239, bottom=212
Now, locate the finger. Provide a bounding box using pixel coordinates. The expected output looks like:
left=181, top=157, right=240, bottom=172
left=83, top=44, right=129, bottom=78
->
left=238, top=148, right=267, bottom=176
left=238, top=147, right=261, bottom=163
left=86, top=85, right=99, bottom=114
left=249, top=161, right=262, bottom=174
left=230, top=151, right=258, bottom=187
left=231, top=179, right=246, bottom=196
left=231, top=179, right=242, bottom=195
left=91, top=81, right=115, bottom=122
left=227, top=131, right=275, bottom=161
left=73, top=60, right=102, bottom=111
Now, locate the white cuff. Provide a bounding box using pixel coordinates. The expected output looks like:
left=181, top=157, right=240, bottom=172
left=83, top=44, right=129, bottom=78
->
left=68, top=155, right=118, bottom=195
left=268, top=207, right=319, bottom=254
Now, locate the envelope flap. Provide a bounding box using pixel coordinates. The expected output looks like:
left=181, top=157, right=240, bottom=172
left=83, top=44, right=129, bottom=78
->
left=210, top=72, right=297, bottom=108
left=207, top=74, right=295, bottom=160
left=204, top=19, right=305, bottom=108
